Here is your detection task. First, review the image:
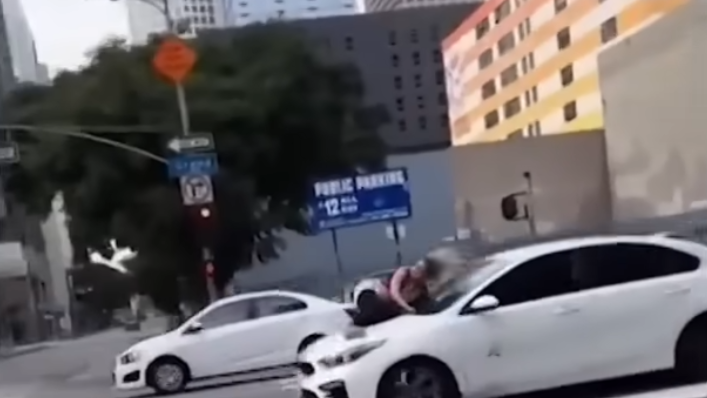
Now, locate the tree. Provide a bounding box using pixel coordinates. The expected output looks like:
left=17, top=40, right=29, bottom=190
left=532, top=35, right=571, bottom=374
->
left=3, top=24, right=387, bottom=312
left=70, top=263, right=134, bottom=313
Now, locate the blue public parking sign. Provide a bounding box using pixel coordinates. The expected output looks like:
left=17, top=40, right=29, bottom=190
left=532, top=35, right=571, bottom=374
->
left=167, top=153, right=219, bottom=178
left=308, top=168, right=412, bottom=233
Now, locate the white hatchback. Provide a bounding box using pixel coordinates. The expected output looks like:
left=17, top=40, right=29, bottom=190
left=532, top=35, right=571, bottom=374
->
left=299, top=235, right=707, bottom=398
left=113, top=290, right=353, bottom=394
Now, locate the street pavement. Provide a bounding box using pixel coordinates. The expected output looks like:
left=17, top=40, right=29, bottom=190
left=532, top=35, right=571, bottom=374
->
left=0, top=326, right=705, bottom=398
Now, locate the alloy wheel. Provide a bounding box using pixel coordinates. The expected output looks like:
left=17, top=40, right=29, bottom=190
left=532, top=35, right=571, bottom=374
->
left=390, top=366, right=444, bottom=398
left=154, top=363, right=185, bottom=392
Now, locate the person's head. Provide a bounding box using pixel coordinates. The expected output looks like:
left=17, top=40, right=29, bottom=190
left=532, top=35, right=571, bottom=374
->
left=413, top=246, right=465, bottom=280
left=410, top=258, right=442, bottom=280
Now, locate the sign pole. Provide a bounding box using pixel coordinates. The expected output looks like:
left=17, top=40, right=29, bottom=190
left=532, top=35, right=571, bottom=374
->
left=330, top=229, right=345, bottom=283
left=391, top=220, right=403, bottom=266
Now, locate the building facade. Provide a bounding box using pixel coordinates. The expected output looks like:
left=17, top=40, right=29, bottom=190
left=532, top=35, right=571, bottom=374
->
left=127, top=0, right=228, bottom=44
left=443, top=0, right=689, bottom=146
left=225, top=0, right=359, bottom=26
left=1, top=0, right=41, bottom=83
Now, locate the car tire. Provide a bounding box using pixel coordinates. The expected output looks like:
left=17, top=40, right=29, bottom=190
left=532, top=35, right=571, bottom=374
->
left=675, top=321, right=707, bottom=382
left=377, top=358, right=459, bottom=398
left=298, top=334, right=325, bottom=353
left=146, top=356, right=190, bottom=395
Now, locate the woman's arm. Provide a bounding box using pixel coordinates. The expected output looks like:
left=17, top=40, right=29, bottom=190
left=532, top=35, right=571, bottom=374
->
left=389, top=268, right=415, bottom=312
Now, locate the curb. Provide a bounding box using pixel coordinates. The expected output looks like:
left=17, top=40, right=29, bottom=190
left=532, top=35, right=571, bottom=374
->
left=0, top=345, right=51, bottom=360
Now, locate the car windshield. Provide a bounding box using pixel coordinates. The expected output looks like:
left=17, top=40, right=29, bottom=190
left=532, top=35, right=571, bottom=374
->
left=422, top=256, right=508, bottom=314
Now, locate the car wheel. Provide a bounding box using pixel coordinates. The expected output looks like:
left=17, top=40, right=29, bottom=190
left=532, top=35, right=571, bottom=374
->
left=298, top=334, right=325, bottom=353
left=378, top=359, right=459, bottom=398
left=675, top=321, right=707, bottom=382
left=147, top=357, right=190, bottom=395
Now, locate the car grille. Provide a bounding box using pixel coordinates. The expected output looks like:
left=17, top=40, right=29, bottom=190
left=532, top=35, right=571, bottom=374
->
left=297, top=362, right=315, bottom=376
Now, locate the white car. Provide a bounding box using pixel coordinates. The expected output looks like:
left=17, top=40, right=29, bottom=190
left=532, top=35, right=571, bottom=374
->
left=299, top=235, right=707, bottom=398
left=113, top=290, right=354, bottom=394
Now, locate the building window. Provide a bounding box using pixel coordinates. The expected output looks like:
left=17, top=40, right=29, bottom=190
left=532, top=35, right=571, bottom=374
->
left=563, top=101, right=577, bottom=121
left=484, top=110, right=500, bottom=129
left=503, top=97, right=521, bottom=119
left=398, top=119, right=407, bottom=131
left=518, top=18, right=531, bottom=40
left=531, top=86, right=538, bottom=102
left=481, top=80, right=496, bottom=100
left=500, top=64, right=518, bottom=87
left=418, top=116, right=427, bottom=129
left=509, top=129, right=523, bottom=139
left=391, top=54, right=399, bottom=67
left=410, top=29, right=419, bottom=43
left=557, top=28, right=571, bottom=49
left=476, top=18, right=490, bottom=40
left=498, top=32, right=516, bottom=56
left=601, top=17, right=618, bottom=43
left=430, top=25, right=440, bottom=41
left=432, top=49, right=442, bottom=63
left=560, top=64, right=574, bottom=86
left=528, top=52, right=535, bottom=69
left=412, top=51, right=421, bottom=65
left=344, top=37, right=353, bottom=50
left=435, top=70, right=444, bottom=85
left=494, top=0, right=511, bottom=24
left=440, top=113, right=449, bottom=127
left=479, top=49, right=493, bottom=70
left=554, top=0, right=567, bottom=13
left=528, top=120, right=541, bottom=136
left=438, top=92, right=447, bottom=105
left=388, top=31, right=397, bottom=45
left=395, top=97, right=404, bottom=111
left=416, top=95, right=425, bottom=109
left=414, top=74, right=422, bottom=88
left=394, top=76, right=402, bottom=89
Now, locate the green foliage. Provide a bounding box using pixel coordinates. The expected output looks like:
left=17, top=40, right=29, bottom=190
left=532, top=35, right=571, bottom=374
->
left=3, top=24, right=387, bottom=312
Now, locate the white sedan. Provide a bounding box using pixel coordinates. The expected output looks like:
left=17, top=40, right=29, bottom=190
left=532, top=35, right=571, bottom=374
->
left=113, top=290, right=354, bottom=394
left=299, top=235, right=707, bottom=398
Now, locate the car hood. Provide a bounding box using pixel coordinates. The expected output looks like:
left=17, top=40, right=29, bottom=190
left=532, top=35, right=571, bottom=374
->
left=121, top=331, right=180, bottom=357
left=301, top=315, right=434, bottom=360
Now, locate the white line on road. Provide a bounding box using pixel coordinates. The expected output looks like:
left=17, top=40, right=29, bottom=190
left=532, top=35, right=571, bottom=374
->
left=608, top=383, right=707, bottom=398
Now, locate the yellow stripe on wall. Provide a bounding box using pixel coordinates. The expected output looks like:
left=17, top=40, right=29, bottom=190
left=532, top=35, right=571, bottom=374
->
left=562, top=111, right=604, bottom=132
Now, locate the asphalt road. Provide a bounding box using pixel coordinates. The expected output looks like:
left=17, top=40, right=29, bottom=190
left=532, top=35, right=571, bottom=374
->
left=0, top=328, right=296, bottom=398
left=1, top=326, right=705, bottom=398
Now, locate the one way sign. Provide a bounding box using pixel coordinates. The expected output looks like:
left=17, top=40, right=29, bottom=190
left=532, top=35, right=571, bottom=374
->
left=167, top=133, right=214, bottom=153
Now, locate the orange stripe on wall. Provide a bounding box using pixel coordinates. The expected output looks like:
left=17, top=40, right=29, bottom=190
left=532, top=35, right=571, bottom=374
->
left=460, top=0, right=597, bottom=98
left=454, top=0, right=548, bottom=74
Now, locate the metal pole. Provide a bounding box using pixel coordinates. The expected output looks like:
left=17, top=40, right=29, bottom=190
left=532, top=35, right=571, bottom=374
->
left=331, top=229, right=344, bottom=283
left=523, top=171, right=538, bottom=236
left=175, top=84, right=190, bottom=137
left=391, top=220, right=402, bottom=266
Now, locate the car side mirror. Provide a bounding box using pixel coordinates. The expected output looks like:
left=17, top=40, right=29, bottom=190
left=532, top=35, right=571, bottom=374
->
left=183, top=322, right=203, bottom=335
left=463, top=295, right=500, bottom=315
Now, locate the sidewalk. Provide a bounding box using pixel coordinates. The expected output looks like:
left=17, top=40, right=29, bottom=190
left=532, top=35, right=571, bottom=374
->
left=0, top=342, right=54, bottom=360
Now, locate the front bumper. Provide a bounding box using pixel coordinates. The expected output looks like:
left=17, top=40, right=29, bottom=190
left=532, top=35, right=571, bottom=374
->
left=297, top=360, right=381, bottom=398
left=113, top=362, right=147, bottom=390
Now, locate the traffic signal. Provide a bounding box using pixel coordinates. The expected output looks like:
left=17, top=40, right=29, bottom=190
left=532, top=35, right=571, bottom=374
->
left=187, top=204, right=218, bottom=245
left=500, top=193, right=527, bottom=221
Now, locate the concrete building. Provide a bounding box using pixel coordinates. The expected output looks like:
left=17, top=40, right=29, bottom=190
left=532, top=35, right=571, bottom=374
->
left=1, top=0, right=41, bottom=83
left=126, top=0, right=228, bottom=44
left=598, top=0, right=707, bottom=221
left=442, top=0, right=689, bottom=146
left=226, top=0, right=359, bottom=26
left=218, top=4, right=478, bottom=293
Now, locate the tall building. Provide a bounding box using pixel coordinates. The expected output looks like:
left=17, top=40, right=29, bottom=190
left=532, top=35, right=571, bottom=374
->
left=225, top=0, right=359, bottom=26
left=364, top=0, right=477, bottom=12
left=126, top=0, right=228, bottom=44
left=1, top=0, right=40, bottom=83
left=443, top=0, right=689, bottom=146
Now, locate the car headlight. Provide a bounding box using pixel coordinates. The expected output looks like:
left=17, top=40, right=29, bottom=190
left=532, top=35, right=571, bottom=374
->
left=119, top=351, right=141, bottom=365
left=318, top=340, right=385, bottom=368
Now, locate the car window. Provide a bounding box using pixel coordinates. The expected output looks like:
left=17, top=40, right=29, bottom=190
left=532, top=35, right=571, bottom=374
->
left=571, top=243, right=699, bottom=289
left=254, top=296, right=307, bottom=318
left=197, top=300, right=256, bottom=329
left=475, top=251, right=575, bottom=308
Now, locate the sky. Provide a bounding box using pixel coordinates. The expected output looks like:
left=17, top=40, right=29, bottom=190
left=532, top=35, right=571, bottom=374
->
left=21, top=0, right=129, bottom=75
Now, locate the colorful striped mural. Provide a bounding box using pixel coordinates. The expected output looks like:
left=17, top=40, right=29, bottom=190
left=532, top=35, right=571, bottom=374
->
left=443, top=0, right=689, bottom=146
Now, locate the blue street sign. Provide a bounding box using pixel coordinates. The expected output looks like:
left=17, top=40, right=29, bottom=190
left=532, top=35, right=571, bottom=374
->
left=167, top=153, right=219, bottom=178
left=308, top=168, right=412, bottom=233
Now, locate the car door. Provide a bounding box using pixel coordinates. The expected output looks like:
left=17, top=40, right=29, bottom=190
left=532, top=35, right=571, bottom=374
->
left=175, top=298, right=259, bottom=377
left=563, top=242, right=700, bottom=380
left=468, top=250, right=587, bottom=396
left=242, top=295, right=310, bottom=369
